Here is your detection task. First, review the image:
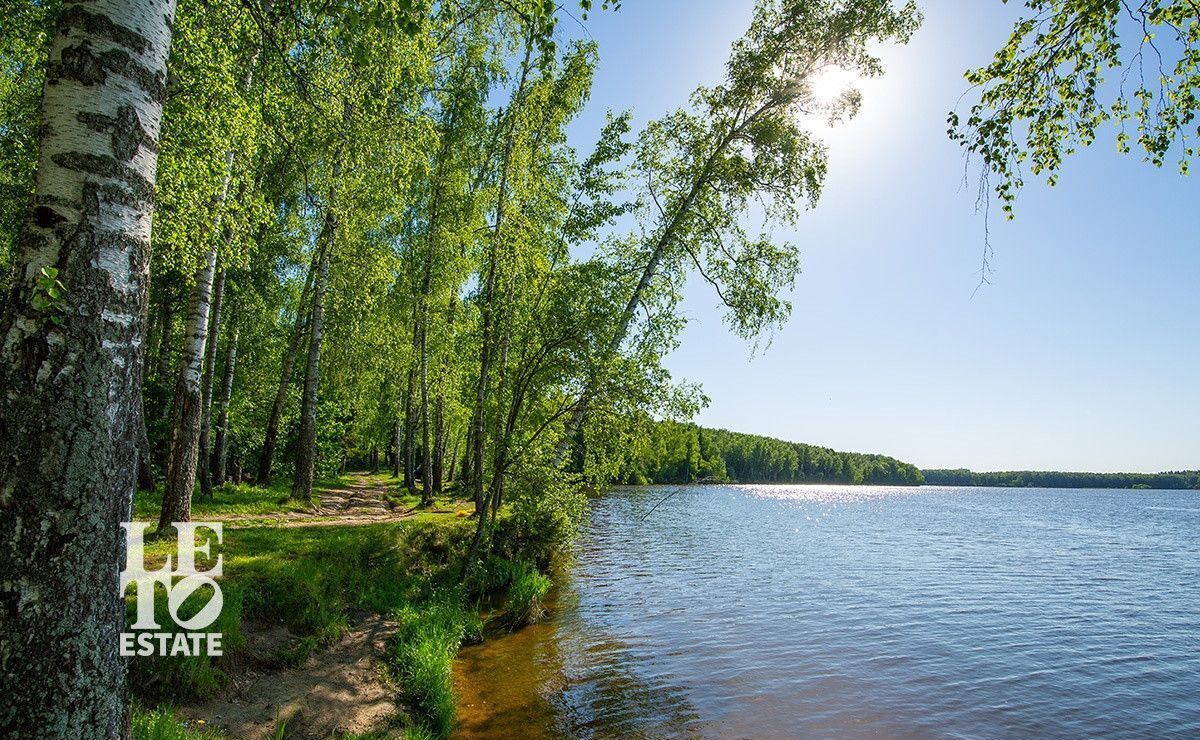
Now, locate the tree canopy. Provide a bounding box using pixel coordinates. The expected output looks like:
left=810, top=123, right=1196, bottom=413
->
left=621, top=421, right=925, bottom=486
left=950, top=1, right=1200, bottom=216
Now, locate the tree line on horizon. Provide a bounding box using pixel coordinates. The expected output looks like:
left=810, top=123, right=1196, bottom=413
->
left=620, top=421, right=925, bottom=485
left=923, top=469, right=1200, bottom=490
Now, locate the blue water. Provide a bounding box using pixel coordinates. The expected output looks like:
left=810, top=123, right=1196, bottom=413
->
left=457, top=485, right=1200, bottom=738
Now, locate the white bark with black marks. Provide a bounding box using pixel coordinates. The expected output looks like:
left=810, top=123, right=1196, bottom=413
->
left=0, top=0, right=178, bottom=733
left=197, top=268, right=225, bottom=498
left=159, top=246, right=217, bottom=529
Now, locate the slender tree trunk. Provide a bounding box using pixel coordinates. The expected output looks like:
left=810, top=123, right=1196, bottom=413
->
left=466, top=36, right=533, bottom=572
left=553, top=246, right=665, bottom=465
left=391, top=416, right=401, bottom=479
left=136, top=299, right=156, bottom=490
left=159, top=246, right=219, bottom=528
left=292, top=101, right=351, bottom=500
left=159, top=36, right=270, bottom=520
left=0, top=0, right=178, bottom=732
left=446, top=434, right=459, bottom=489
left=197, top=268, right=225, bottom=498
left=136, top=387, right=156, bottom=491
left=403, top=366, right=417, bottom=494
left=555, top=101, right=773, bottom=466
left=471, top=252, right=497, bottom=521
left=291, top=221, right=333, bottom=499
left=151, top=288, right=174, bottom=467
left=255, top=265, right=311, bottom=485
left=212, top=307, right=238, bottom=486
left=419, top=322, right=433, bottom=505
left=431, top=295, right=455, bottom=496
left=432, top=393, right=445, bottom=495
left=152, top=288, right=173, bottom=378
left=461, top=424, right=473, bottom=489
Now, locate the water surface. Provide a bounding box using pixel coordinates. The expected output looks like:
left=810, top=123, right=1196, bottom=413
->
left=454, top=485, right=1200, bottom=738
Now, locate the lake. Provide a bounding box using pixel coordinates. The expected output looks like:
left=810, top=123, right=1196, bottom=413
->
left=453, top=485, right=1200, bottom=738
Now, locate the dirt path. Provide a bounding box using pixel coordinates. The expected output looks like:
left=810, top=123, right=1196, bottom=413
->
left=172, top=475, right=475, bottom=737
left=187, top=616, right=402, bottom=738
left=207, top=473, right=468, bottom=528
left=168, top=475, right=480, bottom=737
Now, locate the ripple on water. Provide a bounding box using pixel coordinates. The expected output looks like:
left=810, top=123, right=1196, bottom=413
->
left=453, top=486, right=1200, bottom=738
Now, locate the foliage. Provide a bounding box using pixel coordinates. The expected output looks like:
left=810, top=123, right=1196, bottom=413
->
left=6, top=0, right=922, bottom=727
left=622, top=421, right=925, bottom=485
left=388, top=595, right=481, bottom=738
left=923, top=468, right=1200, bottom=489
left=950, top=1, right=1200, bottom=216
left=127, top=475, right=567, bottom=733
left=0, top=0, right=55, bottom=299
left=131, top=705, right=225, bottom=740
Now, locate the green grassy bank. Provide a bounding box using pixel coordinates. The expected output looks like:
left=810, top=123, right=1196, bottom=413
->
left=128, top=476, right=556, bottom=739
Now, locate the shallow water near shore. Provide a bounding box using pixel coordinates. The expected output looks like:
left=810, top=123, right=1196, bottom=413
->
left=453, top=485, right=1200, bottom=738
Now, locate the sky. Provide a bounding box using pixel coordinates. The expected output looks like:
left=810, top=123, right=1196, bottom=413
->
left=558, top=0, right=1200, bottom=474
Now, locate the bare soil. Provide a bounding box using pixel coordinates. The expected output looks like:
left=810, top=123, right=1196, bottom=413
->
left=187, top=616, right=402, bottom=738
left=179, top=474, right=448, bottom=738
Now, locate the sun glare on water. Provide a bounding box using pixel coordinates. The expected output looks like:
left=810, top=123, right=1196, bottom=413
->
left=736, top=483, right=930, bottom=504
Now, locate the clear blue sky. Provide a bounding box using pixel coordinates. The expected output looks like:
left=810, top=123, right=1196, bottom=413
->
left=561, top=0, right=1199, bottom=473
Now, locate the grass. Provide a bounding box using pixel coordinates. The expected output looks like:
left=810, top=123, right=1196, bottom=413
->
left=501, top=562, right=551, bottom=627
left=131, top=705, right=224, bottom=740
left=131, top=477, right=334, bottom=521
left=466, top=557, right=551, bottom=628
left=130, top=474, right=560, bottom=738
left=130, top=519, right=473, bottom=734
left=388, top=595, right=482, bottom=737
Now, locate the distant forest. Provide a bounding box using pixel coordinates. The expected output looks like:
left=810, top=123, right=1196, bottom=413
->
left=922, top=469, right=1200, bottom=490
left=618, top=429, right=1198, bottom=490
left=619, top=422, right=925, bottom=486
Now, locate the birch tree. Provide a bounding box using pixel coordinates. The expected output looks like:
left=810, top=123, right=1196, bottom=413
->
left=559, top=0, right=921, bottom=461
left=0, top=0, right=178, bottom=732
left=158, top=0, right=264, bottom=527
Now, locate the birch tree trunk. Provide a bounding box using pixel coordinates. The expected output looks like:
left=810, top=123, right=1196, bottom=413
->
left=135, top=384, right=156, bottom=491
left=419, top=321, right=432, bottom=505
left=0, top=0, right=178, bottom=732
left=255, top=266, right=310, bottom=486
left=432, top=392, right=445, bottom=495
left=291, top=221, right=333, bottom=499
left=153, top=289, right=173, bottom=383
left=212, top=308, right=238, bottom=486
left=391, top=416, right=402, bottom=479
left=466, top=36, right=533, bottom=570
left=403, top=366, right=417, bottom=494
left=553, top=104, right=756, bottom=466
left=159, top=246, right=217, bottom=527
left=152, top=289, right=174, bottom=467
left=197, top=267, right=225, bottom=498
left=446, top=435, right=459, bottom=488
left=160, top=43, right=262, bottom=522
